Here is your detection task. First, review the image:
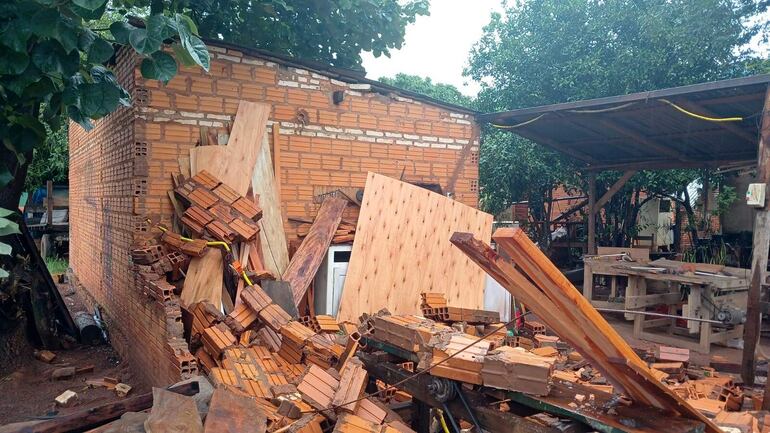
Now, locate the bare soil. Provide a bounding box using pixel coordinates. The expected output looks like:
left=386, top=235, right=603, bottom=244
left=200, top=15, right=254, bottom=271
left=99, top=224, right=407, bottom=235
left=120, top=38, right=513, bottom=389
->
left=0, top=279, right=149, bottom=425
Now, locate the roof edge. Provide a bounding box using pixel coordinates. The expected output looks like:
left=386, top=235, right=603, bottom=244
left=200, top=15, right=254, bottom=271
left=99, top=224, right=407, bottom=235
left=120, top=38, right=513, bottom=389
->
left=480, top=74, right=770, bottom=122
left=203, top=38, right=480, bottom=116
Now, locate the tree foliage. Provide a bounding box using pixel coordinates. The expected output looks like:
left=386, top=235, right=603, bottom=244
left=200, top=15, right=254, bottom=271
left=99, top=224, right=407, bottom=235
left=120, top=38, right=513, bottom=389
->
left=0, top=0, right=211, bottom=205
left=189, top=0, right=429, bottom=70
left=467, top=0, right=770, bottom=248
left=378, top=73, right=474, bottom=108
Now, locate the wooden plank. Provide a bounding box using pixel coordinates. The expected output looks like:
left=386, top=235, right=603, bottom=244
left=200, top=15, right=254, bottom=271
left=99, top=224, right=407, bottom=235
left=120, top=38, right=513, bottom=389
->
left=745, top=85, right=770, bottom=389
left=284, top=197, right=347, bottom=306
left=336, top=173, right=492, bottom=321
left=272, top=123, right=283, bottom=203
left=594, top=170, right=637, bottom=209
left=587, top=173, right=597, bottom=254
left=189, top=101, right=270, bottom=195
left=145, top=387, right=203, bottom=433
left=450, top=229, right=720, bottom=433
left=180, top=248, right=223, bottom=309
left=204, top=388, right=267, bottom=433
left=252, top=133, right=290, bottom=277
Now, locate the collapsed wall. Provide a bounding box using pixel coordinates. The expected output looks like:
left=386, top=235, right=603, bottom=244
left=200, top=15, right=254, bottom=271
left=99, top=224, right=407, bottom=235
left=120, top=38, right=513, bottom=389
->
left=69, top=41, right=480, bottom=386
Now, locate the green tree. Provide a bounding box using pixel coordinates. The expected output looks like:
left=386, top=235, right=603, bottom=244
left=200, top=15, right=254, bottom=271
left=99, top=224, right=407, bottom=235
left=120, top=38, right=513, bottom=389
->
left=0, top=0, right=210, bottom=356
left=189, top=0, right=429, bottom=70
left=378, top=73, right=474, bottom=108
left=24, top=123, right=68, bottom=192
left=467, top=0, right=769, bottom=249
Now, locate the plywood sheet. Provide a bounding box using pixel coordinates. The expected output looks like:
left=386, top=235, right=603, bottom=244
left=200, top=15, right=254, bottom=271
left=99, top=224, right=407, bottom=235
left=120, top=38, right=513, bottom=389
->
left=283, top=197, right=347, bottom=306
left=181, top=248, right=223, bottom=309
left=336, top=172, right=492, bottom=322
left=189, top=101, right=270, bottom=195
left=251, top=134, right=290, bottom=277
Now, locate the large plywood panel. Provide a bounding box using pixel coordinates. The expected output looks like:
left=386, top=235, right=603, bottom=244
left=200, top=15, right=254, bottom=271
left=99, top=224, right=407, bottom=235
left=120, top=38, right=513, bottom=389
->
left=336, top=172, right=492, bottom=322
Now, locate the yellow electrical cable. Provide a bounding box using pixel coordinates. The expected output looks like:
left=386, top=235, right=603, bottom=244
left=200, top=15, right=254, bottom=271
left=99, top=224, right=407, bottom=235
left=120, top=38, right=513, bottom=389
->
left=659, top=98, right=743, bottom=122
left=490, top=113, right=546, bottom=129
left=242, top=271, right=254, bottom=286
left=437, top=409, right=451, bottom=433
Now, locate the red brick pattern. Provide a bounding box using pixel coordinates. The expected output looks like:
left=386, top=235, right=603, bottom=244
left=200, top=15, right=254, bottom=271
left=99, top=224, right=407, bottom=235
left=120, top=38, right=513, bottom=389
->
left=70, top=41, right=480, bottom=386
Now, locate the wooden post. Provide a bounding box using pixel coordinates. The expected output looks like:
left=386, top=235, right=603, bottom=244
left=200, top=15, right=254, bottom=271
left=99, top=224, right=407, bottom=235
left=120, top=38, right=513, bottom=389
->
left=587, top=173, right=597, bottom=254
left=272, top=123, right=282, bottom=204
left=743, top=85, right=770, bottom=386
left=46, top=179, right=53, bottom=227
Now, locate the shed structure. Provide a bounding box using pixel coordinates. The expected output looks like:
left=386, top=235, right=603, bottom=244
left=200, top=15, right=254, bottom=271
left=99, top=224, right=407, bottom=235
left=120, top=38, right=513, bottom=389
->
left=68, top=41, right=481, bottom=386
left=483, top=74, right=770, bottom=395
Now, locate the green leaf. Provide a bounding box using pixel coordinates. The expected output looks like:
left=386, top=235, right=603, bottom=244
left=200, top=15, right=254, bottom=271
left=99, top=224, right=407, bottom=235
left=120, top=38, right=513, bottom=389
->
left=1, top=19, right=32, bottom=52
left=88, top=38, right=114, bottom=64
left=0, top=269, right=8, bottom=279
left=8, top=124, right=44, bottom=154
left=129, top=28, right=160, bottom=54
left=79, top=81, right=121, bottom=118
left=54, top=18, right=79, bottom=53
left=31, top=40, right=79, bottom=75
left=174, top=13, right=199, bottom=36
left=0, top=167, right=11, bottom=188
left=72, top=0, right=108, bottom=12
left=171, top=42, right=197, bottom=67
left=180, top=33, right=210, bottom=71
left=140, top=51, right=178, bottom=83
left=0, top=51, right=29, bottom=75
left=110, top=21, right=135, bottom=45
left=0, top=242, right=11, bottom=256
left=0, top=220, right=20, bottom=237
left=0, top=208, right=14, bottom=218
left=67, top=105, right=94, bottom=131
left=70, top=1, right=107, bottom=20
left=30, top=8, right=59, bottom=38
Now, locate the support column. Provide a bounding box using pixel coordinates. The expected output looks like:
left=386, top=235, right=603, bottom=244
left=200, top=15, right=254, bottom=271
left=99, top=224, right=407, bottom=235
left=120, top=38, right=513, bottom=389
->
left=743, top=85, right=770, bottom=387
left=587, top=173, right=597, bottom=255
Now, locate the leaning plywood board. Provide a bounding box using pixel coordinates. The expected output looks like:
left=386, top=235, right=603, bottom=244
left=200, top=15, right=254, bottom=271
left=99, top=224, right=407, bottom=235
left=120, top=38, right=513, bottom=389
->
left=336, top=172, right=492, bottom=322
left=251, top=134, right=290, bottom=277
left=450, top=229, right=720, bottom=433
left=189, top=101, right=270, bottom=195
left=284, top=197, right=347, bottom=306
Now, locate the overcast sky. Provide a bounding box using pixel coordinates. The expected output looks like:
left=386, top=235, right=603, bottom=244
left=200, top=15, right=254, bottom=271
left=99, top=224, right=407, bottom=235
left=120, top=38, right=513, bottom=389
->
left=361, top=0, right=503, bottom=96
left=362, top=2, right=769, bottom=98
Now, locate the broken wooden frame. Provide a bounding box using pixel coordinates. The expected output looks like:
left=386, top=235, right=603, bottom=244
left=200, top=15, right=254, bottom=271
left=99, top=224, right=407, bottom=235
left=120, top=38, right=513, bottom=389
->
left=450, top=228, right=720, bottom=433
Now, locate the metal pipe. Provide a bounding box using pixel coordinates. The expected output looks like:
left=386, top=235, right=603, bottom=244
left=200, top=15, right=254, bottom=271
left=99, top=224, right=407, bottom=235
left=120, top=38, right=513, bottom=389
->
left=440, top=403, right=461, bottom=433
left=453, top=382, right=483, bottom=433
left=595, top=307, right=723, bottom=324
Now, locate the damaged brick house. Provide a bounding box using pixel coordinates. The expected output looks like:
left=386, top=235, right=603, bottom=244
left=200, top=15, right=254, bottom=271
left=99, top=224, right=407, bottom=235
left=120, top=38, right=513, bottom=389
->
left=68, top=40, right=481, bottom=386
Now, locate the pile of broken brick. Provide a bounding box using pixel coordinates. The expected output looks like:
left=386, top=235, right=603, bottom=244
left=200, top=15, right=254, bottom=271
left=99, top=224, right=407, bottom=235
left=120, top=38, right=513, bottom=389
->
left=121, top=169, right=770, bottom=433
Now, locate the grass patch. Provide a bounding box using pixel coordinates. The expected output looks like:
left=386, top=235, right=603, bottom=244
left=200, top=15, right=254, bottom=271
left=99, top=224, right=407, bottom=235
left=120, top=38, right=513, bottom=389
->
left=45, top=257, right=68, bottom=275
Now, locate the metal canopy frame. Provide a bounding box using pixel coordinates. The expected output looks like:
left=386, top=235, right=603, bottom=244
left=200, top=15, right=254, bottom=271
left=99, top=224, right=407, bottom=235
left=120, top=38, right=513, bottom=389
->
left=482, top=75, right=770, bottom=395
left=482, top=74, right=770, bottom=171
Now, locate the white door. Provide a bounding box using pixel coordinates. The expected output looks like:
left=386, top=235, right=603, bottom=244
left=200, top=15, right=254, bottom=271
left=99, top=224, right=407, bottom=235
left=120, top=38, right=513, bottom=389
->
left=330, top=264, right=348, bottom=316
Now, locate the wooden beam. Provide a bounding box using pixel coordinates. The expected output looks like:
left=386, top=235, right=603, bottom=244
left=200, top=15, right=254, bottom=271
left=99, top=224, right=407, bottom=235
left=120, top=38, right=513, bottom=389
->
left=600, top=120, right=689, bottom=162
left=744, top=85, right=770, bottom=387
left=272, top=123, right=283, bottom=204
left=358, top=353, right=560, bottom=433
left=594, top=170, right=637, bottom=210
left=284, top=197, right=347, bottom=307
left=587, top=173, right=597, bottom=255
left=449, top=230, right=720, bottom=433
left=585, top=158, right=755, bottom=172
left=4, top=382, right=199, bottom=433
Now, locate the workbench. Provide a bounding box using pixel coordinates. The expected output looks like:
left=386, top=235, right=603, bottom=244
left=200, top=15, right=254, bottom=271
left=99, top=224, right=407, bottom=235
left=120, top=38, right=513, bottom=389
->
left=584, top=249, right=749, bottom=353
left=360, top=341, right=705, bottom=433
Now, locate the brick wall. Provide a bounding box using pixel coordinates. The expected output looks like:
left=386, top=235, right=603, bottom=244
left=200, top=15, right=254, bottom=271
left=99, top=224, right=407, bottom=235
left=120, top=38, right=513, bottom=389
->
left=70, top=42, right=480, bottom=386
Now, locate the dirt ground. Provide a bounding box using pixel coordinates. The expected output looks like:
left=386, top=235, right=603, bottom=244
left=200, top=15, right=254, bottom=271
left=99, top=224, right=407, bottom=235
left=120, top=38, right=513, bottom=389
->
left=0, top=278, right=150, bottom=425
